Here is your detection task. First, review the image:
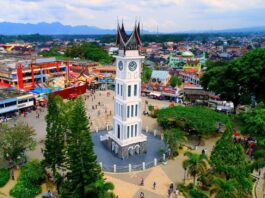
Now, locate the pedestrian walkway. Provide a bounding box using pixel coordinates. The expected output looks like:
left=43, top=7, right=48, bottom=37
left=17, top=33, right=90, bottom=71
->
left=0, top=169, right=20, bottom=198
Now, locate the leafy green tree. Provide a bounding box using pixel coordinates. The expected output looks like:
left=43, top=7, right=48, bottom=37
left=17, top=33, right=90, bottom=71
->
left=237, top=103, right=265, bottom=170
left=62, top=97, right=114, bottom=197
left=201, top=49, right=265, bottom=112
left=141, top=65, right=152, bottom=83
left=200, top=60, right=245, bottom=112
left=43, top=95, right=66, bottom=175
left=65, top=42, right=113, bottom=64
left=210, top=178, right=237, bottom=198
left=164, top=128, right=187, bottom=157
left=183, top=152, right=208, bottom=185
left=0, top=123, right=36, bottom=160
left=169, top=75, right=182, bottom=87
left=239, top=48, right=265, bottom=103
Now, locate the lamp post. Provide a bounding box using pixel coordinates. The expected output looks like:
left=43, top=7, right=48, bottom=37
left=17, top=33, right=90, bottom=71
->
left=184, top=168, right=187, bottom=184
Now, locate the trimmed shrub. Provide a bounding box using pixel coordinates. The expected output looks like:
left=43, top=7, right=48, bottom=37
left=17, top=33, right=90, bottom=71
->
left=10, top=160, right=45, bottom=198
left=0, top=169, right=10, bottom=187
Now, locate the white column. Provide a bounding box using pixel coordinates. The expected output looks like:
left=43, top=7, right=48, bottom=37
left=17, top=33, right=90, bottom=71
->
left=113, top=164, right=116, bottom=173
left=142, top=162, right=145, bottom=170
left=129, top=164, right=132, bottom=172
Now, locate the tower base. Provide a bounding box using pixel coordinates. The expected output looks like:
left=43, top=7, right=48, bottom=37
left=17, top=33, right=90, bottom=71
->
left=101, top=131, right=147, bottom=159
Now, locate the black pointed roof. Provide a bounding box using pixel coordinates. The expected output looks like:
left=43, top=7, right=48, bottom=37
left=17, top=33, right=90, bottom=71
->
left=116, top=21, right=142, bottom=50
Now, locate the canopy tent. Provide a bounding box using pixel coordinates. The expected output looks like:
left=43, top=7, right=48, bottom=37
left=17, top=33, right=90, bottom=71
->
left=30, top=88, right=52, bottom=94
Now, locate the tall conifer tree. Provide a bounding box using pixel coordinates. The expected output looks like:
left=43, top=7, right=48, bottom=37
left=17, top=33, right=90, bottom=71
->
left=62, top=97, right=114, bottom=198
left=44, top=95, right=65, bottom=175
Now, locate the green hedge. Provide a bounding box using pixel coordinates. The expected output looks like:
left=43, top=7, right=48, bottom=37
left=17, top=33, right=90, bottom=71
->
left=10, top=160, right=45, bottom=198
left=157, top=106, right=229, bottom=135
left=0, top=169, right=10, bottom=187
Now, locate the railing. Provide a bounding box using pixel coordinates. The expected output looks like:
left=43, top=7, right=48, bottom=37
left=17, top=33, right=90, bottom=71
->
left=99, top=156, right=165, bottom=173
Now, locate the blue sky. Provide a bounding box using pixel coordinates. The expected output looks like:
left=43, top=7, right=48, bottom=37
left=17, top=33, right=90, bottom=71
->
left=0, top=0, right=265, bottom=32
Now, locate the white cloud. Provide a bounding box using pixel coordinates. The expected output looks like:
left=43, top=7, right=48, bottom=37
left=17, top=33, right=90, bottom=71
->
left=0, top=0, right=264, bottom=32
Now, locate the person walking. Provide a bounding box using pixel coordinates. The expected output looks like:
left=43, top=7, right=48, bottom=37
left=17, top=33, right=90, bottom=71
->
left=153, top=181, right=156, bottom=190
left=175, top=188, right=179, bottom=198
left=140, top=178, right=144, bottom=186
left=140, top=192, right=145, bottom=198
left=11, top=169, right=15, bottom=180
left=168, top=188, right=171, bottom=198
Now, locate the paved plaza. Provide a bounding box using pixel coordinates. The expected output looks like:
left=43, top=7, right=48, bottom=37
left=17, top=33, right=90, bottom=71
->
left=8, top=90, right=264, bottom=198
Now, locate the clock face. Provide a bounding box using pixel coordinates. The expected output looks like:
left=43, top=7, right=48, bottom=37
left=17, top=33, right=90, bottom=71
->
left=128, top=61, right=137, bottom=71
left=118, top=61, right=123, bottom=71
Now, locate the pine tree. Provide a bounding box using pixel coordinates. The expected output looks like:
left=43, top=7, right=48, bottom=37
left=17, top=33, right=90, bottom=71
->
left=210, top=123, right=252, bottom=196
left=62, top=97, right=114, bottom=198
left=43, top=95, right=65, bottom=175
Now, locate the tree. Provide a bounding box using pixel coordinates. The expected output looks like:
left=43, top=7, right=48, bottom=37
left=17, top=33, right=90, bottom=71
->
left=65, top=42, right=113, bottom=64
left=237, top=103, right=265, bottom=170
left=61, top=97, right=114, bottom=197
left=200, top=60, right=244, bottom=112
left=43, top=95, right=66, bottom=176
left=0, top=123, right=36, bottom=161
left=210, top=124, right=252, bottom=196
left=201, top=49, right=265, bottom=112
left=164, top=128, right=187, bottom=157
left=183, top=152, right=208, bottom=185
left=141, top=65, right=152, bottom=83
left=169, top=75, right=182, bottom=88
left=157, top=106, right=229, bottom=135
left=210, top=178, right=237, bottom=198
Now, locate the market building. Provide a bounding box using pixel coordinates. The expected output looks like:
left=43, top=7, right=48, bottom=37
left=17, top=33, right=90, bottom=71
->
left=0, top=57, right=70, bottom=90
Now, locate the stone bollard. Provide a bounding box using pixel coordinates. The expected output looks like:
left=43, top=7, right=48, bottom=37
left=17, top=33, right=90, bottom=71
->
left=154, top=158, right=157, bottom=166
left=113, top=164, right=116, bottom=173
left=146, top=126, right=149, bottom=133
left=161, top=134, right=164, bottom=140
left=99, top=162, right=102, bottom=170
left=106, top=125, right=109, bottom=131
left=142, top=162, right=145, bottom=170
left=129, top=164, right=132, bottom=172
left=163, top=154, right=166, bottom=161
left=154, top=129, right=157, bottom=136
left=96, top=127, right=99, bottom=133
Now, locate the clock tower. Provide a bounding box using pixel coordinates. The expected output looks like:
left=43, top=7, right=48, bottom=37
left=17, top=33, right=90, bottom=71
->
left=103, top=21, right=147, bottom=158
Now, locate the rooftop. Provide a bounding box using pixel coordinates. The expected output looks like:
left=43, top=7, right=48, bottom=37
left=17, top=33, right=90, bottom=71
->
left=151, top=70, right=169, bottom=81
left=0, top=87, right=30, bottom=101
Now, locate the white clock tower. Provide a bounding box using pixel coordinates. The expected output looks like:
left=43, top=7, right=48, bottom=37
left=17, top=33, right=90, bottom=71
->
left=103, top=21, right=147, bottom=158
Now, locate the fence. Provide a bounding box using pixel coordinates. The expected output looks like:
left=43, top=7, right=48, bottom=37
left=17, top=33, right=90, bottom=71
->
left=99, top=154, right=166, bottom=173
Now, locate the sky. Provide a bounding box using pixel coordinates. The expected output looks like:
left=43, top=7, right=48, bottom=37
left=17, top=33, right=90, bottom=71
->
left=0, top=0, right=265, bottom=32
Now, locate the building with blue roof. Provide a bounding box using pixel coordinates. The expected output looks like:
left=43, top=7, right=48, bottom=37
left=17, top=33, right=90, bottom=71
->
left=150, top=70, right=171, bottom=86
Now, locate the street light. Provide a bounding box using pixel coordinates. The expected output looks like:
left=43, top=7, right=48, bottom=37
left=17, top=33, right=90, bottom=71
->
left=184, top=167, right=187, bottom=184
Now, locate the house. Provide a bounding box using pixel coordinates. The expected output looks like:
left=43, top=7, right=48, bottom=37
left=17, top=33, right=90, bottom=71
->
left=150, top=70, right=171, bottom=86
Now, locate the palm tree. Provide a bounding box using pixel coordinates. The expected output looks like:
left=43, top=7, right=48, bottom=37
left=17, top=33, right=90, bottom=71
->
left=92, top=179, right=115, bottom=198
left=210, top=178, right=237, bottom=198
left=183, top=151, right=208, bottom=185
left=164, top=128, right=187, bottom=157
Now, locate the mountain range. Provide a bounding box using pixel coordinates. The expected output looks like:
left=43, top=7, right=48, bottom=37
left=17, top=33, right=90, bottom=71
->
left=0, top=22, right=265, bottom=35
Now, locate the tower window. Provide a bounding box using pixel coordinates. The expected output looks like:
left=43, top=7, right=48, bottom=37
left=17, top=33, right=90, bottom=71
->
left=134, top=84, right=137, bottom=96
left=131, top=125, right=134, bottom=137
left=128, top=85, right=131, bottom=97
left=117, top=83, right=120, bottom=95
left=117, top=124, right=120, bottom=139
left=120, top=84, right=123, bottom=96
left=127, top=106, right=130, bottom=118
left=135, top=104, right=138, bottom=116
left=127, top=126, right=130, bottom=138
left=131, top=105, right=134, bottom=117
left=135, top=124, right=137, bottom=136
